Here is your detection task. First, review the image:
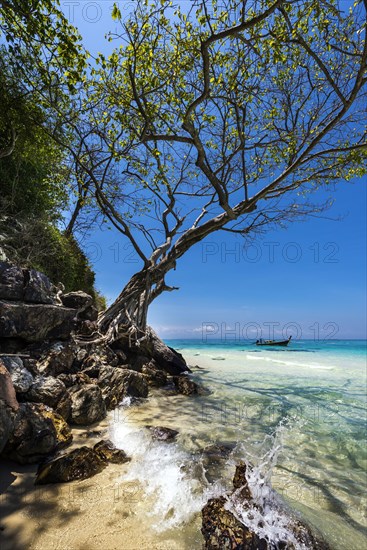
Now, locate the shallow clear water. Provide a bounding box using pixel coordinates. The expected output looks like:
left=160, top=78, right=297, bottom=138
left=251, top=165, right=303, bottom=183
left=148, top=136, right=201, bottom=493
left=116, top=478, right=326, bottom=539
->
left=110, top=339, right=367, bottom=549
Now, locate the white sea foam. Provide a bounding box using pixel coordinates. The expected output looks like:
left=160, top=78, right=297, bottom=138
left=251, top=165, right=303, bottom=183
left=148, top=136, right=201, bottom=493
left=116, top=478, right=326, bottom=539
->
left=245, top=355, right=335, bottom=370
left=110, top=408, right=226, bottom=531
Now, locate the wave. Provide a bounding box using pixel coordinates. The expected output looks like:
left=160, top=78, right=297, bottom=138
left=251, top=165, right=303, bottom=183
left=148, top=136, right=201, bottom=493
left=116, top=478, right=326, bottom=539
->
left=245, top=355, right=335, bottom=370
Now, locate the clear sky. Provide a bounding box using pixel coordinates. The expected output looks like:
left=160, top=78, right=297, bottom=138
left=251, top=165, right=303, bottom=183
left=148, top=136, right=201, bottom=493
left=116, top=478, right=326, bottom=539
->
left=61, top=1, right=367, bottom=340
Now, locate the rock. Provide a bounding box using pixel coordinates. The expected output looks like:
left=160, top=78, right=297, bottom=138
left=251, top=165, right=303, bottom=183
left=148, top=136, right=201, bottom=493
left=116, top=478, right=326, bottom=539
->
left=35, top=446, right=107, bottom=485
left=201, top=463, right=332, bottom=550
left=172, top=375, right=206, bottom=396
left=202, top=496, right=267, bottom=549
left=0, top=363, right=19, bottom=453
left=201, top=443, right=236, bottom=484
left=0, top=301, right=76, bottom=342
left=98, top=366, right=148, bottom=409
left=23, top=269, right=55, bottom=304
left=123, top=327, right=190, bottom=375
left=79, top=304, right=98, bottom=321
left=61, top=291, right=93, bottom=311
left=76, top=319, right=97, bottom=336
left=1, top=356, right=33, bottom=392
left=0, top=262, right=24, bottom=301
left=142, top=361, right=168, bottom=387
left=24, top=376, right=71, bottom=421
left=58, top=372, right=92, bottom=388
left=2, top=403, right=72, bottom=464
left=69, top=384, right=106, bottom=425
left=126, top=354, right=151, bottom=372
left=37, top=341, right=76, bottom=376
left=93, top=439, right=130, bottom=463
left=149, top=426, right=179, bottom=441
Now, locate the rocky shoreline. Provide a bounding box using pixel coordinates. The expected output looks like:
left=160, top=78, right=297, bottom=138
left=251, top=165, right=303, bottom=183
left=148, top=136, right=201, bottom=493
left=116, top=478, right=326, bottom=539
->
left=0, top=261, right=331, bottom=549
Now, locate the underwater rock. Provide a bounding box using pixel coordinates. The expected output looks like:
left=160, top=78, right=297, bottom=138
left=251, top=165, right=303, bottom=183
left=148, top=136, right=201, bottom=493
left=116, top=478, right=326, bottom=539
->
left=172, top=375, right=207, bottom=396
left=149, top=426, right=179, bottom=441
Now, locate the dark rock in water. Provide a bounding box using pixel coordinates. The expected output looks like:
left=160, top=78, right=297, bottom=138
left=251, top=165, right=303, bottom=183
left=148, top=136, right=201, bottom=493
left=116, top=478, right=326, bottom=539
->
left=61, top=291, right=93, bottom=311
left=149, top=426, right=179, bottom=441
left=69, top=384, right=106, bottom=425
left=1, top=355, right=33, bottom=392
left=0, top=262, right=24, bottom=301
left=24, top=375, right=71, bottom=421
left=0, top=363, right=19, bottom=453
left=98, top=366, right=148, bottom=409
left=2, top=403, right=72, bottom=464
left=35, top=446, right=107, bottom=485
left=24, top=269, right=55, bottom=304
left=37, top=341, right=76, bottom=377
left=202, top=496, right=267, bottom=549
left=201, top=443, right=236, bottom=484
left=201, top=462, right=332, bottom=550
left=172, top=375, right=207, bottom=396
left=0, top=301, right=76, bottom=342
left=142, top=360, right=168, bottom=387
left=94, top=439, right=130, bottom=463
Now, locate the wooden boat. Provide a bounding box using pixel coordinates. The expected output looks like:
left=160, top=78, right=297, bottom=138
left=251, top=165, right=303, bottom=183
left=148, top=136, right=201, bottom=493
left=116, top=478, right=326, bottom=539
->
left=255, top=336, right=292, bottom=347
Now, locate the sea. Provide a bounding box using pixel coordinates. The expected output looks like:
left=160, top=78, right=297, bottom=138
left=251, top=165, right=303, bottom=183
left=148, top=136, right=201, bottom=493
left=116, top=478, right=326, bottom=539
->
left=110, top=339, right=367, bottom=549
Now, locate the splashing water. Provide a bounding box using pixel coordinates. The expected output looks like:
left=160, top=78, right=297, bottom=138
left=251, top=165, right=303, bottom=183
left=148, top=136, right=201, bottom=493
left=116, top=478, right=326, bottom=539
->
left=226, top=422, right=310, bottom=549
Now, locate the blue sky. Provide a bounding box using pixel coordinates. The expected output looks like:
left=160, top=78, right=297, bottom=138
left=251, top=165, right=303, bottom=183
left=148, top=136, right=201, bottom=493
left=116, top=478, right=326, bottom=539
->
left=61, top=1, right=367, bottom=340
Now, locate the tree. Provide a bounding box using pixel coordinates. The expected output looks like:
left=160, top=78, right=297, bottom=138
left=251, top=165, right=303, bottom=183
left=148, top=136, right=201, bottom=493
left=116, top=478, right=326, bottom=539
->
left=48, top=0, right=367, bottom=345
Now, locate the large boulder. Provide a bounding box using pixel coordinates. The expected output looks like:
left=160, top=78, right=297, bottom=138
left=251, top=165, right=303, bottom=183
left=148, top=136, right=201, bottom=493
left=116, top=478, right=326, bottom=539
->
left=0, top=301, right=76, bottom=342
left=0, top=363, right=19, bottom=453
left=35, top=446, right=107, bottom=485
left=121, top=327, right=190, bottom=375
left=23, top=269, right=55, bottom=304
left=0, top=262, right=24, bottom=301
left=69, top=384, right=106, bottom=425
left=61, top=291, right=93, bottom=311
left=1, top=356, right=33, bottom=393
left=37, top=341, right=76, bottom=376
left=24, top=375, right=71, bottom=421
left=2, top=403, right=72, bottom=464
left=97, top=366, right=148, bottom=409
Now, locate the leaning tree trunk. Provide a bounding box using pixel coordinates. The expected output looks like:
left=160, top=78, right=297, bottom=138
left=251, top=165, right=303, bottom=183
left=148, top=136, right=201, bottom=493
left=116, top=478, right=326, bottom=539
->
left=97, top=264, right=189, bottom=375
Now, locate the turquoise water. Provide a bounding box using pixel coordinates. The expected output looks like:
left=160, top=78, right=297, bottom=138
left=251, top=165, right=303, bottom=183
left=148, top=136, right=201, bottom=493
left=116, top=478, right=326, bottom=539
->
left=111, top=339, right=366, bottom=548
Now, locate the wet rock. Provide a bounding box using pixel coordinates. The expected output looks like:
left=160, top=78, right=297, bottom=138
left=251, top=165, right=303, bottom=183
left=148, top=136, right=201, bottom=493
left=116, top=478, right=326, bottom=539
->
left=172, top=375, right=206, bottom=396
left=24, top=269, right=55, bottom=304
left=0, top=301, right=76, bottom=342
left=201, top=443, right=236, bottom=484
left=24, top=376, right=71, bottom=421
left=37, top=341, right=76, bottom=377
left=94, top=439, right=130, bottom=463
left=2, top=403, right=72, bottom=464
left=1, top=356, right=33, bottom=392
left=202, top=496, right=267, bottom=549
left=0, top=262, right=24, bottom=301
left=0, top=363, right=19, bottom=453
left=232, top=461, right=253, bottom=501
left=142, top=360, right=168, bottom=387
left=69, top=384, right=106, bottom=425
left=98, top=366, right=148, bottom=409
left=149, top=426, right=179, bottom=441
left=61, top=291, right=93, bottom=311
left=35, top=446, right=107, bottom=485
